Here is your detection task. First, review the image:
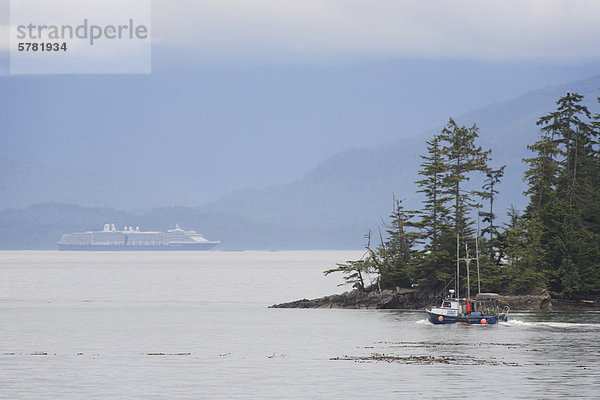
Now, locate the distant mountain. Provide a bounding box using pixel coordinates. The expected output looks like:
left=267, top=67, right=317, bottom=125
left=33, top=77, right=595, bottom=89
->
left=0, top=159, right=176, bottom=210
left=0, top=203, right=132, bottom=249
left=2, top=75, right=599, bottom=249
left=3, top=62, right=599, bottom=211
left=200, top=75, right=600, bottom=240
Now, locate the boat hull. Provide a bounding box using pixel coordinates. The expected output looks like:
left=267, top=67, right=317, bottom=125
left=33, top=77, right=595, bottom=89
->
left=426, top=311, right=458, bottom=324
left=427, top=311, right=508, bottom=325
left=457, top=315, right=498, bottom=325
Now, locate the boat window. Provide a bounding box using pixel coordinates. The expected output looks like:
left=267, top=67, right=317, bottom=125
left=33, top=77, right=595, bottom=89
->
left=442, top=301, right=451, bottom=308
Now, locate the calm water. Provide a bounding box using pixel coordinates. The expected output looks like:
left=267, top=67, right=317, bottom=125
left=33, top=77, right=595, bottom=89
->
left=1, top=251, right=598, bottom=399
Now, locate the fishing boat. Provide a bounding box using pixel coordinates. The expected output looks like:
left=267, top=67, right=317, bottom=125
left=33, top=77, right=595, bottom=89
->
left=426, top=292, right=509, bottom=325
left=426, top=235, right=509, bottom=325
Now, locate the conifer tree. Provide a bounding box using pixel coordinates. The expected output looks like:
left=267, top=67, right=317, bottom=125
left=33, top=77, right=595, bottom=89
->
left=496, top=206, right=541, bottom=294
left=324, top=201, right=419, bottom=292
left=481, top=165, right=505, bottom=238
left=372, top=200, right=420, bottom=289
left=537, top=92, right=592, bottom=203
left=412, top=119, right=492, bottom=294
left=324, top=232, right=377, bottom=292
left=438, top=118, right=491, bottom=239
left=523, top=92, right=600, bottom=297
left=415, top=136, right=451, bottom=251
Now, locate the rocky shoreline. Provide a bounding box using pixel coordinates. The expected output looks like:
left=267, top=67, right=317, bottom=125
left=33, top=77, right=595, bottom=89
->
left=269, top=288, right=600, bottom=311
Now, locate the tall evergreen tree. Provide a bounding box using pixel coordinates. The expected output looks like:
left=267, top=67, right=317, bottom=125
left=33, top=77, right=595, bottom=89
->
left=478, top=165, right=506, bottom=265
left=373, top=200, right=420, bottom=289
left=497, top=206, right=542, bottom=294
left=523, top=133, right=560, bottom=213
left=324, top=200, right=420, bottom=292
left=415, top=136, right=451, bottom=251
left=537, top=92, right=592, bottom=203
left=412, top=119, right=492, bottom=295
left=523, top=92, right=600, bottom=297
left=481, top=165, right=505, bottom=238
left=438, top=118, right=491, bottom=239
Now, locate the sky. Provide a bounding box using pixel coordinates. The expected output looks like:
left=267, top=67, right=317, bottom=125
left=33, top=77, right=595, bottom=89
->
left=149, top=0, right=600, bottom=65
left=2, top=0, right=600, bottom=68
left=1, top=0, right=600, bottom=208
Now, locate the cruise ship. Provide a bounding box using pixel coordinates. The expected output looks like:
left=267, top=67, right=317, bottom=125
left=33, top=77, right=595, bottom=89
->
left=58, top=224, right=220, bottom=251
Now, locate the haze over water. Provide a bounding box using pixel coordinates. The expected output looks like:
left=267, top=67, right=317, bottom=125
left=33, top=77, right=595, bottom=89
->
left=1, top=251, right=598, bottom=399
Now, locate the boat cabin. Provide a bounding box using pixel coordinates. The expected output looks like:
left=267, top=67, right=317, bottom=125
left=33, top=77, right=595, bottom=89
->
left=472, top=293, right=502, bottom=316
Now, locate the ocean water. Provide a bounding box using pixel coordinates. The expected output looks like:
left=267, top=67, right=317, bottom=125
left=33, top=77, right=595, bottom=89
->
left=1, top=251, right=599, bottom=399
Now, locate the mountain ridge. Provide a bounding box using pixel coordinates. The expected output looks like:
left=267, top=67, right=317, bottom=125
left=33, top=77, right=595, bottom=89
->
left=2, top=74, right=599, bottom=249
left=200, top=74, right=600, bottom=230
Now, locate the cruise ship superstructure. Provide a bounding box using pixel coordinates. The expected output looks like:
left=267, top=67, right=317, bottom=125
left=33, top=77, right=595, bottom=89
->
left=58, top=224, right=220, bottom=251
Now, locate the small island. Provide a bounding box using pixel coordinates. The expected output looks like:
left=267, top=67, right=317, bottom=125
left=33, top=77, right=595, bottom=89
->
left=272, top=92, right=600, bottom=312
left=270, top=287, right=599, bottom=311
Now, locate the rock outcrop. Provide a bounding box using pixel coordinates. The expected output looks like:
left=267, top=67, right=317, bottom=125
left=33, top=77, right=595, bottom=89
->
left=270, top=288, right=433, bottom=310
left=270, top=288, right=600, bottom=311
left=497, top=293, right=553, bottom=311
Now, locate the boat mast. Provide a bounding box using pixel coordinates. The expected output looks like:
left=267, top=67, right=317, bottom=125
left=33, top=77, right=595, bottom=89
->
left=464, top=243, right=471, bottom=300
left=475, top=210, right=482, bottom=295
left=475, top=235, right=481, bottom=295
left=456, top=234, right=460, bottom=300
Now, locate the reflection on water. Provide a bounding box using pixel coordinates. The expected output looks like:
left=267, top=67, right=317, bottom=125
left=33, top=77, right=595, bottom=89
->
left=0, top=251, right=598, bottom=399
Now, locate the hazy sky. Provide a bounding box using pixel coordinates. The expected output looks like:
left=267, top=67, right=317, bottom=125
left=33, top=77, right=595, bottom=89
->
left=2, top=1, right=600, bottom=207
left=149, top=0, right=600, bottom=65
left=2, top=0, right=600, bottom=67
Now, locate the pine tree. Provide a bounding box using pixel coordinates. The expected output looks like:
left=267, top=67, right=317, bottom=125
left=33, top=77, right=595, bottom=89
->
left=323, top=201, right=420, bottom=292
left=415, top=136, right=451, bottom=251
left=438, top=118, right=491, bottom=239
left=538, top=92, right=592, bottom=204
left=481, top=165, right=505, bottom=238
left=324, top=232, right=377, bottom=292
left=497, top=206, right=543, bottom=294
left=373, top=200, right=420, bottom=289
left=523, top=92, right=599, bottom=297
left=412, top=119, right=492, bottom=295
left=410, top=228, right=458, bottom=294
